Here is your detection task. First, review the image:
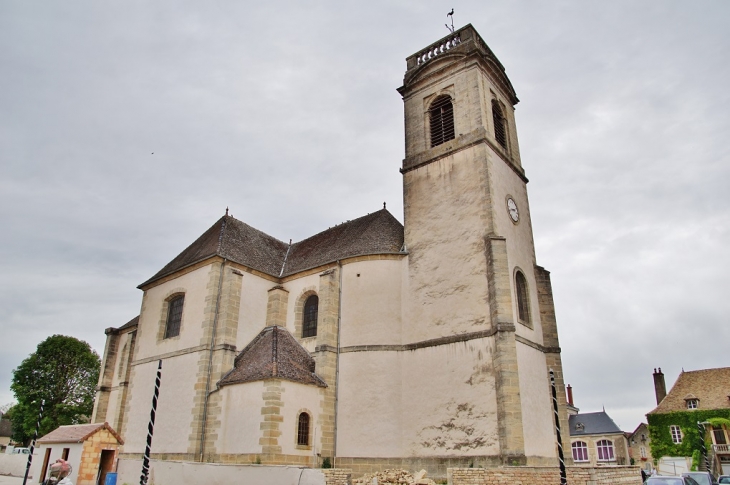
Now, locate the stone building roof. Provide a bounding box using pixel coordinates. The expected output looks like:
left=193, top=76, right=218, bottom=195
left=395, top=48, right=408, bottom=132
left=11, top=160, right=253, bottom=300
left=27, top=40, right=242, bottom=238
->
left=139, top=208, right=404, bottom=287
left=218, top=326, right=327, bottom=388
left=648, top=367, right=730, bottom=415
left=569, top=411, right=623, bottom=436
left=38, top=422, right=123, bottom=444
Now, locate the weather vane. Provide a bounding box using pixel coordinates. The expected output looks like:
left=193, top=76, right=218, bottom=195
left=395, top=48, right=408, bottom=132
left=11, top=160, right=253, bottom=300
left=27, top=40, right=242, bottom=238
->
left=445, top=9, right=455, bottom=33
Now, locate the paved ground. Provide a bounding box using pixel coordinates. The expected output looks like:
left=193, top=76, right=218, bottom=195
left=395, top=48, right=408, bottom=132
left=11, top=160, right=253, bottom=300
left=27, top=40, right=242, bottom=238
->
left=0, top=475, right=24, bottom=485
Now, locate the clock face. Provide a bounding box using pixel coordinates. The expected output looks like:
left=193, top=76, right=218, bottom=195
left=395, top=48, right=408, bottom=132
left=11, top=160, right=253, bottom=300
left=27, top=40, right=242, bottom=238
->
left=507, top=198, right=519, bottom=223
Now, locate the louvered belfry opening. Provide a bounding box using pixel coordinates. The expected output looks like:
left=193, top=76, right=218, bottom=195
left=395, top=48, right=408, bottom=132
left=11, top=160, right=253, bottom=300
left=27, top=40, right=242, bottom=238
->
left=297, top=412, right=310, bottom=446
left=429, top=95, right=455, bottom=147
left=492, top=99, right=507, bottom=149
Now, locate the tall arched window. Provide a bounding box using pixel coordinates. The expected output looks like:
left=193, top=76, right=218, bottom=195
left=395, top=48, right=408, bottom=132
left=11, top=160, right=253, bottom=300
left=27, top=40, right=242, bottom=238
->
left=302, top=295, right=318, bottom=338
left=164, top=295, right=184, bottom=339
left=492, top=99, right=508, bottom=149
left=596, top=439, right=615, bottom=461
left=429, top=95, right=455, bottom=147
left=297, top=412, right=310, bottom=446
left=571, top=441, right=588, bottom=462
left=515, top=271, right=530, bottom=325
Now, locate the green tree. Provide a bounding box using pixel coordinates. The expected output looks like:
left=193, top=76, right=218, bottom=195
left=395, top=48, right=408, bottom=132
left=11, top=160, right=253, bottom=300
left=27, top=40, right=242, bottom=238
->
left=10, top=335, right=100, bottom=444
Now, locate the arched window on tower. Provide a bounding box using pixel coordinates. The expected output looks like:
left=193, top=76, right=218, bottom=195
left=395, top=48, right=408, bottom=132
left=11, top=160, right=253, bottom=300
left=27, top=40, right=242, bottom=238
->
left=429, top=95, right=455, bottom=147
left=297, top=412, right=310, bottom=446
left=515, top=271, right=531, bottom=325
left=302, top=295, right=319, bottom=338
left=492, top=99, right=508, bottom=149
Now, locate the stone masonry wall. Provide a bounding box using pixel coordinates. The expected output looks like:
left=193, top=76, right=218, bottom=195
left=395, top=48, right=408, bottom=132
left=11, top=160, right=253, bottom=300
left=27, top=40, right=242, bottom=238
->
left=323, top=468, right=353, bottom=485
left=448, top=466, right=642, bottom=485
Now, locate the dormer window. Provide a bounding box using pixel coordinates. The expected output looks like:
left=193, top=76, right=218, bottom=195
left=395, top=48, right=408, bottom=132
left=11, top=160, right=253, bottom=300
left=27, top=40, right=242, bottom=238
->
left=686, top=399, right=698, bottom=409
left=575, top=422, right=585, bottom=432
left=429, top=95, right=455, bottom=147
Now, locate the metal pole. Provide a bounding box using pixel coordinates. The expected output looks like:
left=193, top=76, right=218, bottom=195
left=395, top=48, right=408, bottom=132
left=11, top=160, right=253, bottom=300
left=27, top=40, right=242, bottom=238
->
left=140, top=360, right=162, bottom=485
left=22, top=399, right=44, bottom=485
left=550, top=370, right=567, bottom=485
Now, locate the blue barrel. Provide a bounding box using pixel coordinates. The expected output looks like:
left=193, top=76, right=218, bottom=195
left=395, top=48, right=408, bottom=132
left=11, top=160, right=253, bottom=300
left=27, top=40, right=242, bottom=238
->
left=104, top=472, right=118, bottom=485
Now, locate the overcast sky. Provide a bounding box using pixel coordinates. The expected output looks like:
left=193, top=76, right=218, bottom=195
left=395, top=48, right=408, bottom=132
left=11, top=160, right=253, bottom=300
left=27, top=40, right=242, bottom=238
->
left=1, top=1, right=728, bottom=432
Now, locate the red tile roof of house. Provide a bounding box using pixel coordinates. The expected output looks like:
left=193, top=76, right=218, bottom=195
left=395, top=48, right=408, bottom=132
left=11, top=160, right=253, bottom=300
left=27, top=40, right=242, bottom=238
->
left=648, top=367, right=730, bottom=415
left=37, top=422, right=123, bottom=445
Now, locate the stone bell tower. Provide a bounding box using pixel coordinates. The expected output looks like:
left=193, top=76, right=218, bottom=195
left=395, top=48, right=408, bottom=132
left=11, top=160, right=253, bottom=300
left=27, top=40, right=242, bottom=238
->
left=397, top=24, right=568, bottom=466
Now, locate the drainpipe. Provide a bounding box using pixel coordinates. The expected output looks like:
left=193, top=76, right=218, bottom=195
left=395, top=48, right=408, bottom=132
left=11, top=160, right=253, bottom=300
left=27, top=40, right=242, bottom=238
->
left=333, top=260, right=343, bottom=467
left=199, top=258, right=226, bottom=462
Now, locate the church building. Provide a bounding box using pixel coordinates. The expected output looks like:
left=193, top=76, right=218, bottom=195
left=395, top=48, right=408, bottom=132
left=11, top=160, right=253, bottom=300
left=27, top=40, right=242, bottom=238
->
left=92, top=24, right=569, bottom=477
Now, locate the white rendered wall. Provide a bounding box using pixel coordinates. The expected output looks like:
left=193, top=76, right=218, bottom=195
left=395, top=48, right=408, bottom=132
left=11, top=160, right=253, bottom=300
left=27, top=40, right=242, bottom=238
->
left=336, top=351, right=402, bottom=457
left=235, top=271, right=278, bottom=349
left=515, top=343, right=555, bottom=459
left=123, top=352, right=199, bottom=454
left=402, top=150, right=492, bottom=343
left=400, top=339, right=500, bottom=457
left=136, top=264, right=213, bottom=361
left=216, top=381, right=265, bottom=455
left=278, top=381, right=322, bottom=458
left=29, top=442, right=83, bottom=484
left=339, top=259, right=403, bottom=348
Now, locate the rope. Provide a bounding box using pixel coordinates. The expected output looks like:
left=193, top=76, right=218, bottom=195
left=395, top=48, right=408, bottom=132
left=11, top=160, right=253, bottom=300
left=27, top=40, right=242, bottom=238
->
left=140, top=360, right=162, bottom=485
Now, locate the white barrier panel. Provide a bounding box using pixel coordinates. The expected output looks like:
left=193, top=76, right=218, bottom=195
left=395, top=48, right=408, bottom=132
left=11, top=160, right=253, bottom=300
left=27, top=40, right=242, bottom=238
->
left=116, top=458, right=326, bottom=485
left=0, top=453, right=30, bottom=477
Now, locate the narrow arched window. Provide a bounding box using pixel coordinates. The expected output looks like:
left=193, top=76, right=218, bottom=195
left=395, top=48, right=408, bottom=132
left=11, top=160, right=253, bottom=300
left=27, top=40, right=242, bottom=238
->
left=492, top=99, right=508, bottom=149
left=302, top=295, right=318, bottom=338
left=297, top=412, right=310, bottom=446
left=429, top=95, right=455, bottom=147
left=164, top=295, right=184, bottom=338
left=515, top=271, right=530, bottom=324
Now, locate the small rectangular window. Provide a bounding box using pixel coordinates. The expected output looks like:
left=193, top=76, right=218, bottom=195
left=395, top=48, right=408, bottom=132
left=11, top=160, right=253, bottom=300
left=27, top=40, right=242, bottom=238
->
left=164, top=295, right=184, bottom=339
left=62, top=448, right=70, bottom=460
left=670, top=425, right=682, bottom=444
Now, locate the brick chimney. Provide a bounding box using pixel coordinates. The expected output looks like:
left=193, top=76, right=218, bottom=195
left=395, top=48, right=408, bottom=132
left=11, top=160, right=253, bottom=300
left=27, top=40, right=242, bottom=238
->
left=566, top=384, right=574, bottom=406
left=653, top=368, right=667, bottom=405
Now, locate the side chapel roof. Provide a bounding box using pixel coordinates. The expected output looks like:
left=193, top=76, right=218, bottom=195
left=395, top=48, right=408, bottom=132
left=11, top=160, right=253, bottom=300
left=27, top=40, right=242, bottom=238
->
left=569, top=411, right=623, bottom=436
left=218, top=325, right=327, bottom=388
left=139, top=208, right=404, bottom=287
left=648, top=367, right=730, bottom=415
left=38, top=422, right=123, bottom=445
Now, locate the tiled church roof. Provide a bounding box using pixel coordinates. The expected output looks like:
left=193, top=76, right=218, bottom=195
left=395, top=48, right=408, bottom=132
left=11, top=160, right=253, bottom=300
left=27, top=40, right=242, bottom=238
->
left=139, top=208, right=404, bottom=287
left=648, top=367, right=730, bottom=414
left=218, top=326, right=327, bottom=388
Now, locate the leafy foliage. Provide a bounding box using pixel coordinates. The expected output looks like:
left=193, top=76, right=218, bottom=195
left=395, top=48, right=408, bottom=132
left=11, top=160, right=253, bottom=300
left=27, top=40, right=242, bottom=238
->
left=10, top=335, right=100, bottom=444
left=648, top=409, right=730, bottom=461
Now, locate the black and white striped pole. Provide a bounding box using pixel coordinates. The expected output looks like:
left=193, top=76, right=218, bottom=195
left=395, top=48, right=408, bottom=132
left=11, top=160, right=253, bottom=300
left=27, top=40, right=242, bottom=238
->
left=698, top=421, right=710, bottom=473
left=22, top=399, right=44, bottom=485
left=140, top=360, right=162, bottom=485
left=550, top=370, right=567, bottom=485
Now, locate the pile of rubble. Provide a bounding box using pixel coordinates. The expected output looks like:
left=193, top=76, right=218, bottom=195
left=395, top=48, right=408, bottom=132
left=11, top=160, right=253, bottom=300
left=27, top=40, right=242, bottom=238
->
left=353, top=469, right=437, bottom=485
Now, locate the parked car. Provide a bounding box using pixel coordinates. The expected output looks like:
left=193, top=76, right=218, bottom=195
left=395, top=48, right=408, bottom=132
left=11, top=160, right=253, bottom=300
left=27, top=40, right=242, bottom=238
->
left=682, top=472, right=719, bottom=485
left=11, top=447, right=30, bottom=454
left=716, top=476, right=729, bottom=484
left=645, top=476, right=700, bottom=485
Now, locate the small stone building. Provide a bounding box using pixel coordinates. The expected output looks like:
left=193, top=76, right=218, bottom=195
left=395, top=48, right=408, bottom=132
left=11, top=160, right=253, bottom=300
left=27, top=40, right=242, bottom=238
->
left=568, top=411, right=630, bottom=466
left=30, top=423, right=123, bottom=485
left=627, top=423, right=653, bottom=472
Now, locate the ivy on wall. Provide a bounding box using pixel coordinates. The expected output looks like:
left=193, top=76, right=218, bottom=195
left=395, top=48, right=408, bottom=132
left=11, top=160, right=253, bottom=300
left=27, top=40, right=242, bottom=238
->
left=648, top=410, right=730, bottom=461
